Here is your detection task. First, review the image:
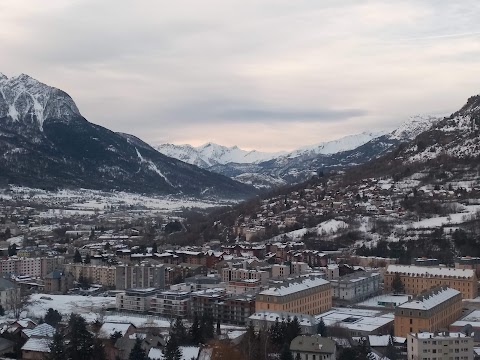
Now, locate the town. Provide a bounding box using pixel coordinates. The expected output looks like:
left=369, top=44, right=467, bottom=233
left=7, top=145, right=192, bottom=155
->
left=0, top=169, right=480, bottom=360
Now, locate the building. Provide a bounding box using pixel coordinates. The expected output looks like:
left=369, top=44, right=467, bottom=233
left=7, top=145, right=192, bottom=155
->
left=290, top=335, right=336, bottom=360
left=64, top=263, right=117, bottom=287
left=384, top=265, right=477, bottom=299
left=394, top=286, right=462, bottom=337
left=317, top=307, right=394, bottom=337
left=150, top=290, right=190, bottom=318
left=407, top=331, right=473, bottom=360
left=330, top=271, right=380, bottom=302
left=43, top=270, right=74, bottom=294
left=115, top=264, right=165, bottom=290
left=221, top=267, right=270, bottom=284
left=249, top=311, right=317, bottom=334
left=116, top=288, right=157, bottom=312
left=255, top=277, right=332, bottom=315
left=272, top=264, right=290, bottom=279
left=0, top=278, right=20, bottom=310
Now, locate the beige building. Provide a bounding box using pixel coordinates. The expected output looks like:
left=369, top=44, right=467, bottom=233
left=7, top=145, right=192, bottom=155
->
left=256, top=277, right=332, bottom=315
left=64, top=263, right=117, bottom=287
left=221, top=267, right=270, bottom=284
left=272, top=264, right=290, bottom=279
left=407, top=331, right=473, bottom=360
left=384, top=265, right=477, bottom=299
left=394, top=286, right=462, bottom=338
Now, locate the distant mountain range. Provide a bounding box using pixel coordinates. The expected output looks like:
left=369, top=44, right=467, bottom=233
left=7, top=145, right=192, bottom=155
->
left=156, top=115, right=440, bottom=188
left=0, top=73, right=255, bottom=198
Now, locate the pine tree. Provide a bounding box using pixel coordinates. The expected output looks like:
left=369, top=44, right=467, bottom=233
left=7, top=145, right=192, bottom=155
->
left=216, top=319, right=221, bottom=336
left=391, top=273, right=405, bottom=294
left=189, top=313, right=203, bottom=345
left=47, top=330, right=67, bottom=360
left=385, top=332, right=398, bottom=360
left=280, top=343, right=293, bottom=360
left=316, top=318, right=327, bottom=337
left=91, top=337, right=107, bottom=360
left=129, top=337, right=147, bottom=360
left=164, top=337, right=182, bottom=360
left=84, top=254, right=91, bottom=264
left=44, top=308, right=62, bottom=327
left=66, top=313, right=94, bottom=360
left=170, top=317, right=188, bottom=345
left=152, top=242, right=158, bottom=254
left=0, top=305, right=4, bottom=316
left=73, top=249, right=82, bottom=263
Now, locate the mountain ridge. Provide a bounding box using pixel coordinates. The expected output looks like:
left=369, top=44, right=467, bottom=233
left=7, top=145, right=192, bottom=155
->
left=0, top=73, right=256, bottom=198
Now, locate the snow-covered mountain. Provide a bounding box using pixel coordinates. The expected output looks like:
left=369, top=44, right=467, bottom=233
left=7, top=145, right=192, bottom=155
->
left=0, top=73, right=255, bottom=198
left=157, top=142, right=284, bottom=167
left=156, top=117, right=439, bottom=189
left=157, top=132, right=384, bottom=168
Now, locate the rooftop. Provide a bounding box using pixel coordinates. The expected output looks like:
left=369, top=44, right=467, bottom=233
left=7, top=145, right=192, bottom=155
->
left=397, top=287, right=460, bottom=311
left=386, top=264, right=475, bottom=279
left=259, top=277, right=330, bottom=297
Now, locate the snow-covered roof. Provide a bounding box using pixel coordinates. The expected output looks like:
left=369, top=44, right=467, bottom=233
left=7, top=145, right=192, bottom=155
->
left=413, top=332, right=467, bottom=340
left=397, top=287, right=460, bottom=311
left=98, top=322, right=133, bottom=339
left=23, top=323, right=56, bottom=338
left=21, top=337, right=51, bottom=353
left=148, top=346, right=200, bottom=360
left=386, top=264, right=475, bottom=279
left=259, top=277, right=330, bottom=297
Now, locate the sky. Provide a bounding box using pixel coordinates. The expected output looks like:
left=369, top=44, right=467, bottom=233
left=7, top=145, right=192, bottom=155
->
left=0, top=1, right=479, bottom=152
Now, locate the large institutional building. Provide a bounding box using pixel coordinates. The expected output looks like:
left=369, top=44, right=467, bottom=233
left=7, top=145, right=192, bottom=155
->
left=384, top=265, right=477, bottom=299
left=394, top=286, right=462, bottom=337
left=407, top=331, right=473, bottom=360
left=255, top=277, right=332, bottom=315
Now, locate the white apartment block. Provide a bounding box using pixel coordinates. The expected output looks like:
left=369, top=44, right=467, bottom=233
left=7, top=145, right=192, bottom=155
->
left=150, top=290, right=190, bottom=318
left=116, top=288, right=157, bottom=312
left=407, top=332, right=473, bottom=360
left=222, top=267, right=270, bottom=284
left=330, top=271, right=380, bottom=302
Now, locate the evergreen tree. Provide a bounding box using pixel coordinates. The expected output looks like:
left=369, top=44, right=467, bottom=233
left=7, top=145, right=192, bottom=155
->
left=316, top=318, right=327, bottom=337
left=216, top=319, right=221, bottom=336
left=44, top=308, right=62, bottom=328
left=269, top=319, right=283, bottom=347
left=47, top=330, right=67, bottom=360
left=356, top=337, right=373, bottom=360
left=0, top=305, right=4, bottom=316
left=73, top=249, right=82, bottom=263
left=189, top=313, right=203, bottom=345
left=295, top=353, right=301, bottom=360
left=66, top=313, right=94, bottom=360
left=84, top=254, right=91, bottom=264
left=152, top=242, right=158, bottom=254
left=91, top=337, right=107, bottom=360
left=110, top=330, right=123, bottom=345
left=391, top=273, right=405, bottom=294
left=280, top=343, right=293, bottom=360
left=164, top=336, right=182, bottom=360
left=338, top=348, right=357, bottom=360
left=385, top=333, right=398, bottom=360
left=7, top=243, right=16, bottom=256
left=170, top=317, right=188, bottom=345
left=129, top=337, right=147, bottom=360
left=201, top=313, right=214, bottom=341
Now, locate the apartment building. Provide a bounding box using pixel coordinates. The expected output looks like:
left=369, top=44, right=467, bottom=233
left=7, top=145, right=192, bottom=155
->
left=407, top=331, right=473, bottom=360
left=115, top=264, right=165, bottom=290
left=116, top=288, right=157, bottom=313
left=255, top=277, right=332, bottom=315
left=221, top=267, right=270, bottom=284
left=0, top=256, right=65, bottom=278
left=290, top=335, right=336, bottom=360
left=272, top=264, right=290, bottom=279
left=384, top=265, right=477, bottom=299
left=330, top=272, right=380, bottom=302
left=150, top=290, right=190, bottom=318
left=394, top=286, right=462, bottom=337
left=64, top=263, right=117, bottom=287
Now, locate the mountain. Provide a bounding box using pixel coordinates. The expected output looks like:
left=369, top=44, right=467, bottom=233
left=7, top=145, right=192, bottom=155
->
left=0, top=73, right=255, bottom=198
left=156, top=117, right=439, bottom=189
left=156, top=142, right=284, bottom=167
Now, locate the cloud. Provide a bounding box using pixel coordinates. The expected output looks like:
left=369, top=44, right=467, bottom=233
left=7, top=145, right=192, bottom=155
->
left=0, top=0, right=480, bottom=151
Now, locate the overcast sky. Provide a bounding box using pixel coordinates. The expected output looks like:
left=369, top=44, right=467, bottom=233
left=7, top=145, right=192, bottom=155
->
left=1, top=1, right=479, bottom=151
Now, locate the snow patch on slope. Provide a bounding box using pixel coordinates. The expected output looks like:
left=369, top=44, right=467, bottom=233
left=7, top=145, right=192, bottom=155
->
left=135, top=148, right=175, bottom=187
